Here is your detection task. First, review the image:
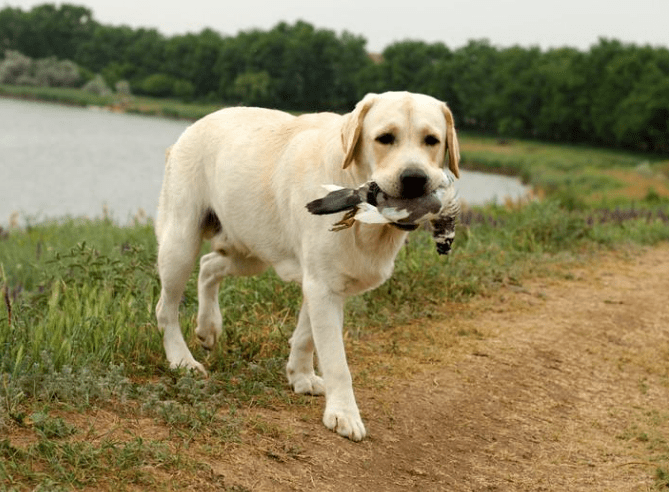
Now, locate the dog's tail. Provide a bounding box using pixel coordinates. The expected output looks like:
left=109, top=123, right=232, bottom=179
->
left=306, top=187, right=364, bottom=215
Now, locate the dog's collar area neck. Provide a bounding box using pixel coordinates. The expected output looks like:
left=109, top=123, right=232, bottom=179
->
left=391, top=222, right=419, bottom=231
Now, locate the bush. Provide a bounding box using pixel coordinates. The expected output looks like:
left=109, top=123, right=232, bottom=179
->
left=0, top=50, right=33, bottom=85
left=34, top=57, right=80, bottom=87
left=82, top=74, right=112, bottom=96
left=0, top=50, right=81, bottom=87
left=114, top=80, right=132, bottom=97
left=172, top=79, right=194, bottom=100
left=139, top=73, right=176, bottom=98
left=232, top=71, right=272, bottom=106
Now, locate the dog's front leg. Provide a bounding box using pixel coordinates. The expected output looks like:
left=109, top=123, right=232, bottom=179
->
left=303, top=277, right=366, bottom=441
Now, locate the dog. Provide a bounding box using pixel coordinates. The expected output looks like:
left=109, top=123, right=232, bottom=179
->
left=154, top=91, right=460, bottom=441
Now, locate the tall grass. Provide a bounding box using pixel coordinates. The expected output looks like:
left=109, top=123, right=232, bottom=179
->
left=3, top=200, right=669, bottom=398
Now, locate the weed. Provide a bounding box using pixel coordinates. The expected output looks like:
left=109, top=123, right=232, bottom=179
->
left=656, top=467, right=669, bottom=489
left=1, top=435, right=199, bottom=489
left=29, top=411, right=78, bottom=439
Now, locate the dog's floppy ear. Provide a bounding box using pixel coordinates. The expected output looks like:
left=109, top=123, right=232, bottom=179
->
left=341, top=93, right=377, bottom=169
left=442, top=103, right=460, bottom=178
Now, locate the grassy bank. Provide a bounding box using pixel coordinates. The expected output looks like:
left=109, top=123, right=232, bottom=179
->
left=0, top=84, right=222, bottom=120
left=460, top=134, right=669, bottom=208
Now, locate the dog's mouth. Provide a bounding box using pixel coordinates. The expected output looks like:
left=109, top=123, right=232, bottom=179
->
left=366, top=181, right=382, bottom=206
left=366, top=181, right=429, bottom=231
left=371, top=174, right=445, bottom=202
left=390, top=222, right=420, bottom=231
left=369, top=180, right=439, bottom=203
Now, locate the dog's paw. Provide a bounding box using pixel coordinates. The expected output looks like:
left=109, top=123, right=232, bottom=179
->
left=169, top=357, right=208, bottom=376
left=289, top=373, right=326, bottom=396
left=323, top=406, right=366, bottom=441
left=195, top=328, right=218, bottom=351
left=195, top=312, right=222, bottom=350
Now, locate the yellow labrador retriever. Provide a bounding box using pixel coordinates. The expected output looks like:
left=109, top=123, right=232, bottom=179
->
left=155, top=91, right=460, bottom=441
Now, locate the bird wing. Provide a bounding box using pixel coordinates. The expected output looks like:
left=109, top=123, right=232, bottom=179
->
left=306, top=186, right=364, bottom=215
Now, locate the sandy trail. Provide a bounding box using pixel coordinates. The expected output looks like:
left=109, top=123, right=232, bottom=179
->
left=216, top=245, right=669, bottom=491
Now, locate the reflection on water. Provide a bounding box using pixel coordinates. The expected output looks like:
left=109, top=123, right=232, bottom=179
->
left=0, top=98, right=529, bottom=226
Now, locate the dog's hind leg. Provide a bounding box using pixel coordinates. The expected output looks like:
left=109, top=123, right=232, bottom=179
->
left=286, top=302, right=325, bottom=396
left=196, top=248, right=267, bottom=350
left=195, top=252, right=226, bottom=350
left=156, top=221, right=205, bottom=374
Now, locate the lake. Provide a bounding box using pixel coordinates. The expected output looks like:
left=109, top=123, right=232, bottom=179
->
left=0, top=98, right=530, bottom=226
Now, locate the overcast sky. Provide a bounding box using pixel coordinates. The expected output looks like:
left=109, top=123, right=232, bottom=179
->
left=4, top=0, right=668, bottom=53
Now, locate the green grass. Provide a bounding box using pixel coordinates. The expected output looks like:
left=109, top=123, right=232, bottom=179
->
left=460, top=133, right=669, bottom=208
left=3, top=200, right=668, bottom=393
left=0, top=435, right=204, bottom=489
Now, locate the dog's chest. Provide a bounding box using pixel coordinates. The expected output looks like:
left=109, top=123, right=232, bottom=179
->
left=342, top=266, right=393, bottom=296
left=339, top=236, right=404, bottom=296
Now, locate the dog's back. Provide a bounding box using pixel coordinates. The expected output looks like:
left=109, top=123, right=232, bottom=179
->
left=156, top=106, right=350, bottom=270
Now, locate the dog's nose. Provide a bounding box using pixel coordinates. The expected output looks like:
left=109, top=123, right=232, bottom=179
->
left=399, top=168, right=428, bottom=199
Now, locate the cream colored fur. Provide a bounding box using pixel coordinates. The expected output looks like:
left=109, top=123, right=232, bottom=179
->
left=154, top=91, right=459, bottom=441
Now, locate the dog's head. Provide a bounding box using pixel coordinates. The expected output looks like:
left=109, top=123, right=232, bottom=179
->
left=341, top=91, right=460, bottom=199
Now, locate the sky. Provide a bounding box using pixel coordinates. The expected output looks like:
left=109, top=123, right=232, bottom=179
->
left=3, top=0, right=669, bottom=53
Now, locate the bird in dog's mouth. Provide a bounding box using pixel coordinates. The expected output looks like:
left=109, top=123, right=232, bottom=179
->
left=306, top=172, right=460, bottom=255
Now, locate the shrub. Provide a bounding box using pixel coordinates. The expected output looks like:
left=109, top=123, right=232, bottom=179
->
left=232, top=71, right=272, bottom=106
left=0, top=50, right=81, bottom=87
left=34, top=57, right=81, bottom=87
left=139, top=73, right=176, bottom=98
left=114, top=79, right=132, bottom=97
left=0, top=50, right=33, bottom=85
left=172, top=79, right=195, bottom=100
left=82, top=74, right=112, bottom=96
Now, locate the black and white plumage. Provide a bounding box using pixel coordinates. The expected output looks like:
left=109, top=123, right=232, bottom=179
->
left=306, top=174, right=460, bottom=255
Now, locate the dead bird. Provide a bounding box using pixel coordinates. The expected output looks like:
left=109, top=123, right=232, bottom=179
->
left=306, top=176, right=460, bottom=255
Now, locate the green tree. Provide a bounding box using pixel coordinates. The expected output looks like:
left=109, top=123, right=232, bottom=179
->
left=492, top=46, right=543, bottom=137
left=533, top=48, right=587, bottom=142
left=449, top=39, right=499, bottom=131
left=232, top=70, right=272, bottom=106
left=20, top=4, right=94, bottom=60
left=376, top=40, right=451, bottom=94
left=75, top=24, right=137, bottom=73
left=613, top=62, right=669, bottom=152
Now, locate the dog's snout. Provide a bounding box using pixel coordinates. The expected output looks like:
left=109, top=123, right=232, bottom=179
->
left=399, top=168, right=428, bottom=199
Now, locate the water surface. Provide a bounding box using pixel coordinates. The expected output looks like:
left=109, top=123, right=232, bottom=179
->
left=0, top=98, right=529, bottom=226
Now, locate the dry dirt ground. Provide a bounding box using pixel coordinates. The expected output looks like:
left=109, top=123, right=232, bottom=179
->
left=211, top=244, right=669, bottom=491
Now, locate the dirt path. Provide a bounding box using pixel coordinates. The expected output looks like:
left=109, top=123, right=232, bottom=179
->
left=216, top=245, right=669, bottom=491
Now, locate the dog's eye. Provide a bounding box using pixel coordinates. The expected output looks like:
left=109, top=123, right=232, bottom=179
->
left=424, top=135, right=440, bottom=146
left=375, top=133, right=395, bottom=145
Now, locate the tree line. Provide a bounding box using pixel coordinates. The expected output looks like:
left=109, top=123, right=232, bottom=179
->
left=1, top=3, right=668, bottom=152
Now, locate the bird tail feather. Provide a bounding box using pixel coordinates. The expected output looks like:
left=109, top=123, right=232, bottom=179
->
left=306, top=188, right=363, bottom=215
